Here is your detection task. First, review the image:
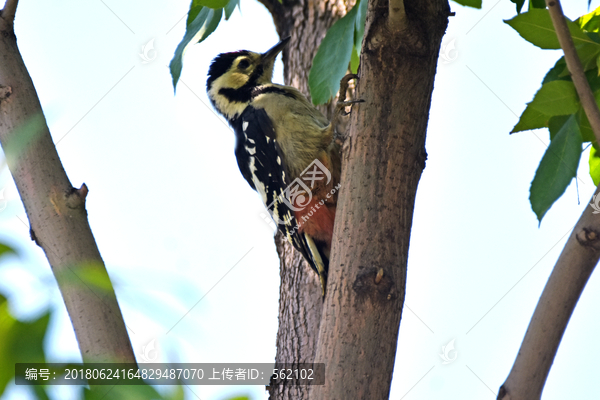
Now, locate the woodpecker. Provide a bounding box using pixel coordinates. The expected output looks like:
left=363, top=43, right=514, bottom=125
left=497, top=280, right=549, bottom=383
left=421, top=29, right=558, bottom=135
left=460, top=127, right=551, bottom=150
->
left=206, top=37, right=357, bottom=296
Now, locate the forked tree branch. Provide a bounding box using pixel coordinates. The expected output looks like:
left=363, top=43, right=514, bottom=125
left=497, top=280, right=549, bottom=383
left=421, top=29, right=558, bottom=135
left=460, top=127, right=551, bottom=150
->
left=498, top=1, right=600, bottom=399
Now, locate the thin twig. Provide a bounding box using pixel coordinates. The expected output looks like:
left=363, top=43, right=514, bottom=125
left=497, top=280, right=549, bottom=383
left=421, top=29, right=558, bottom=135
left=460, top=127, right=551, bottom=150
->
left=547, top=0, right=600, bottom=143
left=1, top=0, right=19, bottom=28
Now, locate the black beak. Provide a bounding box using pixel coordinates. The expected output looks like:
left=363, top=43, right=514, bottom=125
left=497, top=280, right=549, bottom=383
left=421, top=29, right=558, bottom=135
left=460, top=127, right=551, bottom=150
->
left=262, top=37, right=291, bottom=63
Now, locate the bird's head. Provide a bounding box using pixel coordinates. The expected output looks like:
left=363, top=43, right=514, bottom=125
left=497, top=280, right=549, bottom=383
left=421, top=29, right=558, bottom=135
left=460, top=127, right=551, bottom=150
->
left=206, top=37, right=290, bottom=120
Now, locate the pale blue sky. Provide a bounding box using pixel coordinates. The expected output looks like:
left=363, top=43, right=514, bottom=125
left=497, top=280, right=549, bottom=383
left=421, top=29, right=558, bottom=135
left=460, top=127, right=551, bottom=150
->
left=1, top=0, right=599, bottom=399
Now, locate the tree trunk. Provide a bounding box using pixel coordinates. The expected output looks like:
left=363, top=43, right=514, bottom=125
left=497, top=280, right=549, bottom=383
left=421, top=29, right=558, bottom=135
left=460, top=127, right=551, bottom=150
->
left=312, top=1, right=449, bottom=398
left=261, top=0, right=448, bottom=397
left=259, top=0, right=352, bottom=398
left=0, top=4, right=135, bottom=364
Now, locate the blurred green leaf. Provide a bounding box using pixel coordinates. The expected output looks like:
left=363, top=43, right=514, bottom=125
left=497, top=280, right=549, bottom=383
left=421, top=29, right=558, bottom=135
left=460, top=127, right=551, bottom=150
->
left=0, top=294, right=49, bottom=396
left=505, top=9, right=594, bottom=49
left=84, top=384, right=164, bottom=400
left=577, top=5, right=600, bottom=32
left=53, top=262, right=115, bottom=293
left=451, top=0, right=482, bottom=8
left=224, top=0, right=239, bottom=20
left=350, top=45, right=360, bottom=74
left=194, top=0, right=229, bottom=9
left=31, top=385, right=51, bottom=400
left=590, top=145, right=600, bottom=185
left=530, top=114, right=582, bottom=222
left=165, top=384, right=185, bottom=400
left=171, top=7, right=223, bottom=90
left=0, top=243, right=16, bottom=259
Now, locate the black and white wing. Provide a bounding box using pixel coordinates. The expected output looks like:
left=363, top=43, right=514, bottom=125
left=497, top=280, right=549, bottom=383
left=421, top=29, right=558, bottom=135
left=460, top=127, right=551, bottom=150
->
left=230, top=106, right=320, bottom=274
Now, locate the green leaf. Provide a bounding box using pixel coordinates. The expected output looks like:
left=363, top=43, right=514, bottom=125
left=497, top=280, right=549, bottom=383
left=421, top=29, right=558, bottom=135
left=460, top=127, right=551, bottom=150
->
left=577, top=5, right=600, bottom=32
left=224, top=0, right=239, bottom=20
left=31, top=385, right=51, bottom=400
left=511, top=0, right=525, bottom=14
left=84, top=384, right=163, bottom=400
left=308, top=0, right=361, bottom=104
left=348, top=0, right=368, bottom=74
left=53, top=262, right=116, bottom=293
left=350, top=45, right=360, bottom=74
left=0, top=243, right=16, bottom=259
left=0, top=294, right=50, bottom=396
left=590, top=145, right=600, bottom=185
left=512, top=105, right=549, bottom=133
left=578, top=107, right=596, bottom=142
left=171, top=7, right=223, bottom=91
left=354, top=0, right=368, bottom=50
left=164, top=385, right=185, bottom=400
left=530, top=0, right=545, bottom=9
left=194, top=0, right=229, bottom=9
left=187, top=5, right=202, bottom=26
left=530, top=114, right=583, bottom=222
left=542, top=57, right=568, bottom=84
left=528, top=80, right=579, bottom=116
left=505, top=9, right=593, bottom=49
left=580, top=44, right=600, bottom=72
left=451, top=0, right=482, bottom=9
left=548, top=114, right=571, bottom=140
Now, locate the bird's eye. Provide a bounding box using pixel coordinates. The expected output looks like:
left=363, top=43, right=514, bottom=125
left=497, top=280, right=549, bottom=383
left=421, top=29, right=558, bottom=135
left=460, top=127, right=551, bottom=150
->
left=238, top=59, right=250, bottom=70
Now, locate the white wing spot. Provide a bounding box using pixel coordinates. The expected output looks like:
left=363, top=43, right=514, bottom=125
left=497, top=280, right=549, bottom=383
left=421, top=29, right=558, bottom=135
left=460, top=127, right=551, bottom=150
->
left=242, top=121, right=249, bottom=132
left=247, top=138, right=255, bottom=144
left=277, top=156, right=281, bottom=165
left=249, top=156, right=267, bottom=203
left=246, top=146, right=256, bottom=155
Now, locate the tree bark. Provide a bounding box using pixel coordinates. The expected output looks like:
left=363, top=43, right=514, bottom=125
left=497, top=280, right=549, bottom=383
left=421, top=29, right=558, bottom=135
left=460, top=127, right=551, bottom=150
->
left=311, top=0, right=449, bottom=398
left=260, top=0, right=449, bottom=397
left=0, top=5, right=135, bottom=364
left=259, top=0, right=353, bottom=398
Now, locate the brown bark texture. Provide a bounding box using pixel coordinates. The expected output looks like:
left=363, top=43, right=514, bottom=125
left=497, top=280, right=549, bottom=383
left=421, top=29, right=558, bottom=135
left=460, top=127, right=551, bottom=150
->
left=0, top=8, right=135, bottom=364
left=259, top=0, right=353, bottom=397
left=261, top=0, right=449, bottom=398
left=312, top=0, right=449, bottom=398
